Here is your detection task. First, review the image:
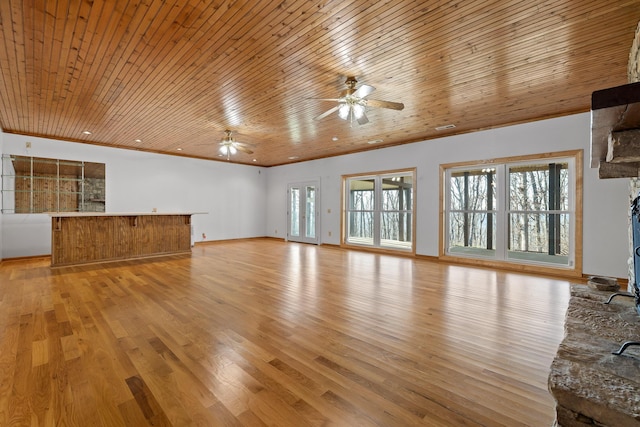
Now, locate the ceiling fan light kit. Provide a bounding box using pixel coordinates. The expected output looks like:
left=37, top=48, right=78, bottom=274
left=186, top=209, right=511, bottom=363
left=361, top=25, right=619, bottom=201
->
left=338, top=102, right=366, bottom=121
left=219, top=144, right=237, bottom=156
left=218, top=129, right=253, bottom=160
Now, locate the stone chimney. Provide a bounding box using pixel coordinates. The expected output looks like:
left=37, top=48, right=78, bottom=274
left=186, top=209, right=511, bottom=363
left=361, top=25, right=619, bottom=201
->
left=629, top=21, right=640, bottom=292
left=548, top=22, right=640, bottom=427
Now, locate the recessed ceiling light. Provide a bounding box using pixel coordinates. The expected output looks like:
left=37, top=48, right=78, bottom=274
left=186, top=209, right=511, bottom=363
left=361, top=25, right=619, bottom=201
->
left=82, top=130, right=92, bottom=135
left=435, top=124, right=456, bottom=131
left=252, top=159, right=257, bottom=162
left=367, top=139, right=383, bottom=144
left=288, top=156, right=299, bottom=160
left=176, top=148, right=183, bottom=151
left=332, top=136, right=339, bottom=141
left=134, top=139, right=142, bottom=143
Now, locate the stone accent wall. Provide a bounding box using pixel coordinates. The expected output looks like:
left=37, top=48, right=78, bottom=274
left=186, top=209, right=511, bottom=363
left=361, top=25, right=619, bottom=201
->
left=549, top=21, right=640, bottom=427
left=81, top=177, right=106, bottom=212
left=630, top=21, right=640, bottom=83
left=628, top=21, right=640, bottom=292
left=548, top=285, right=640, bottom=426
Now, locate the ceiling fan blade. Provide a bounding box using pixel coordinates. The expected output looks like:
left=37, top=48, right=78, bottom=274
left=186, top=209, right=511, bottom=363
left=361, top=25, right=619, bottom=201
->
left=235, top=144, right=253, bottom=155
left=357, top=112, right=369, bottom=125
left=353, top=84, right=375, bottom=99
left=314, top=105, right=340, bottom=121
left=308, top=98, right=342, bottom=102
left=366, top=98, right=405, bottom=110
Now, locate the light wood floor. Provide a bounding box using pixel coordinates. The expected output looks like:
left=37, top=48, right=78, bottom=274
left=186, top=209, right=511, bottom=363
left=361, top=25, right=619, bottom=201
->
left=0, top=238, right=571, bottom=426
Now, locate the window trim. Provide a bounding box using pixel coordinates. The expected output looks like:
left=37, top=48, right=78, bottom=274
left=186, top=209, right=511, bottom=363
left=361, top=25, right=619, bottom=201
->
left=341, top=168, right=417, bottom=255
left=439, top=150, right=583, bottom=278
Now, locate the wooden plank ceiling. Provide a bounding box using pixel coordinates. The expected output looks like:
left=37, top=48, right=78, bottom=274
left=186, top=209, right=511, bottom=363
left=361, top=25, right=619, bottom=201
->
left=0, top=1, right=638, bottom=166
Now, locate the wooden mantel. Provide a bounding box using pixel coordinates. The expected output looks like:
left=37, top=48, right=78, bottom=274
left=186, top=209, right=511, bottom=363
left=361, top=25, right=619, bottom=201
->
left=591, top=81, right=640, bottom=178
left=50, top=212, right=205, bottom=267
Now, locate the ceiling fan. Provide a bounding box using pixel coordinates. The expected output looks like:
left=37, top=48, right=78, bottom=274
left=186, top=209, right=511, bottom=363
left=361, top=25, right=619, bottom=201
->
left=219, top=130, right=253, bottom=159
left=312, top=77, right=404, bottom=125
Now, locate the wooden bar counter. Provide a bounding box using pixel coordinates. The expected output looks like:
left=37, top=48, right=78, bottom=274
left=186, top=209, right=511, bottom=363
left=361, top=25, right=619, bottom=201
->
left=50, top=212, right=201, bottom=267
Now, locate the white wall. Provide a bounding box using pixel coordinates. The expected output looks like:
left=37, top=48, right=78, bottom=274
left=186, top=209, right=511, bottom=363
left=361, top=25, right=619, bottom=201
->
left=265, top=113, right=630, bottom=278
left=1, top=113, right=630, bottom=278
left=1, top=133, right=267, bottom=258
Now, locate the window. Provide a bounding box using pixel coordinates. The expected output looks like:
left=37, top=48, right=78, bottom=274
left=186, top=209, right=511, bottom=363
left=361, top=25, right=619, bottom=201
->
left=442, top=151, right=582, bottom=274
left=507, top=162, right=570, bottom=265
left=448, top=167, right=497, bottom=257
left=1, top=155, right=106, bottom=214
left=343, top=169, right=415, bottom=252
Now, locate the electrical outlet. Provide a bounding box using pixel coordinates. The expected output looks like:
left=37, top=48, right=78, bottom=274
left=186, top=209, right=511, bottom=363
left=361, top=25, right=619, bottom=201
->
left=25, top=141, right=31, bottom=149
left=328, top=231, right=332, bottom=237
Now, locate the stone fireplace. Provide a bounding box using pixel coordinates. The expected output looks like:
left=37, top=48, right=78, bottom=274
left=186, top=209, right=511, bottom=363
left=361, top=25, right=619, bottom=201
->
left=629, top=20, right=640, bottom=293
left=547, top=22, right=640, bottom=426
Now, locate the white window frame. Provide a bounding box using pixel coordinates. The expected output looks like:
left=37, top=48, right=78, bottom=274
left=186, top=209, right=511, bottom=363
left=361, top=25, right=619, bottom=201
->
left=287, top=180, right=320, bottom=245
left=342, top=168, right=416, bottom=254
left=440, top=150, right=583, bottom=278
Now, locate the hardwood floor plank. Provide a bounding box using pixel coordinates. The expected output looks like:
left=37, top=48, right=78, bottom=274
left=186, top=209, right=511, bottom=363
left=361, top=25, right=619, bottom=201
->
left=118, top=398, right=155, bottom=427
left=0, top=239, right=570, bottom=426
left=125, top=375, right=173, bottom=426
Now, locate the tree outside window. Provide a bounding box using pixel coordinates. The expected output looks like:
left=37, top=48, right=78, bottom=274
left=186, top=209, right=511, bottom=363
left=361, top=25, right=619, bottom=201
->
left=344, top=170, right=415, bottom=252
left=444, top=154, right=577, bottom=268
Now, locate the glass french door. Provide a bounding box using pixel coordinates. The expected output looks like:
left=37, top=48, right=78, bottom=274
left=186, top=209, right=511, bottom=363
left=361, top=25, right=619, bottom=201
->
left=287, top=181, right=320, bottom=244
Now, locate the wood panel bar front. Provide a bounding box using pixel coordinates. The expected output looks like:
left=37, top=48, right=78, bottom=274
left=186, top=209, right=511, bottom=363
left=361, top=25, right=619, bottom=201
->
left=50, top=213, right=196, bottom=267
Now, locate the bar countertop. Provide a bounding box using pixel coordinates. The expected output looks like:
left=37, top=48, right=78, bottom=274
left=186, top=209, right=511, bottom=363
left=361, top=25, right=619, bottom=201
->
left=48, top=211, right=207, bottom=217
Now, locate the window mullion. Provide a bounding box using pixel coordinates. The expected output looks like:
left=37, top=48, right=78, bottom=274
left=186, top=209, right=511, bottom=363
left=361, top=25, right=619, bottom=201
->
left=373, top=176, right=381, bottom=247
left=495, top=164, right=508, bottom=260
